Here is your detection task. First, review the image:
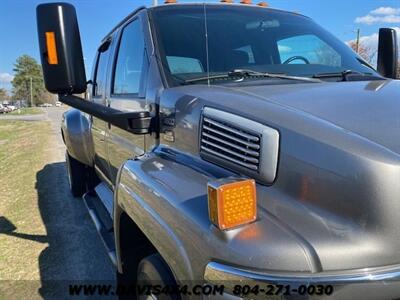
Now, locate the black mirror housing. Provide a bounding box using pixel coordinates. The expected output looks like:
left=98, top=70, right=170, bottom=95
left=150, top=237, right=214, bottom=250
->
left=36, top=3, right=86, bottom=94
left=377, top=28, right=398, bottom=79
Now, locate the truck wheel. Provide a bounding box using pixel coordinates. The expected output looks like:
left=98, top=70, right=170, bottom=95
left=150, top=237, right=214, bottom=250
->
left=137, top=254, right=180, bottom=300
left=65, top=151, right=87, bottom=197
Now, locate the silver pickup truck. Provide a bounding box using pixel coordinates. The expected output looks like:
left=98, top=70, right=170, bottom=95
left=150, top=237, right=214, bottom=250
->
left=36, top=1, right=400, bottom=299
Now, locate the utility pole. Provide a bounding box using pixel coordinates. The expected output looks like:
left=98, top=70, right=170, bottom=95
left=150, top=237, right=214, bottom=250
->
left=153, top=0, right=158, bottom=6
left=30, top=77, right=34, bottom=107
left=355, top=28, right=360, bottom=54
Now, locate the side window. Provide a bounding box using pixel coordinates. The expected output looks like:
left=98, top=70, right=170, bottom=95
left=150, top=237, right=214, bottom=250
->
left=93, top=46, right=110, bottom=97
left=113, top=20, right=145, bottom=95
left=277, top=34, right=341, bottom=66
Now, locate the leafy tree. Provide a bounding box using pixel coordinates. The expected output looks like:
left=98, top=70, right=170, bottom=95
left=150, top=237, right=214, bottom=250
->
left=11, top=55, right=49, bottom=106
left=0, top=88, right=8, bottom=101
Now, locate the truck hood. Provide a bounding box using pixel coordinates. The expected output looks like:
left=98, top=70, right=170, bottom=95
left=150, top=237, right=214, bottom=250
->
left=161, top=79, right=400, bottom=271
left=229, top=79, right=400, bottom=155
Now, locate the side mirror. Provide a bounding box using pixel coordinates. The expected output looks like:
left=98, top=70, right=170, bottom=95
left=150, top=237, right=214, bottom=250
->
left=377, top=28, right=398, bottom=79
left=36, top=3, right=86, bottom=94
left=36, top=3, right=153, bottom=135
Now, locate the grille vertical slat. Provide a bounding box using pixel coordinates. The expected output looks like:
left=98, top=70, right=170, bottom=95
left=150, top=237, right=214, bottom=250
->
left=200, top=116, right=261, bottom=171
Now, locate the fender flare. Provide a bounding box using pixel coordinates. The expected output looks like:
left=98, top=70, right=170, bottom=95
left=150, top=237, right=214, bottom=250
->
left=61, top=108, right=94, bottom=166
left=113, top=154, right=194, bottom=281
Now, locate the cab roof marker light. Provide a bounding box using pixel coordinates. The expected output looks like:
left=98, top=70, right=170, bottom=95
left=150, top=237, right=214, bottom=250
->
left=220, top=0, right=234, bottom=3
left=257, top=2, right=268, bottom=7
left=240, top=0, right=252, bottom=4
left=164, top=0, right=177, bottom=3
left=208, top=178, right=257, bottom=230
left=45, top=32, right=58, bottom=65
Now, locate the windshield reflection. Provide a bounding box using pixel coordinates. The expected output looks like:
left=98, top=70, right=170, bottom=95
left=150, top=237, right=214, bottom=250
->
left=151, top=4, right=378, bottom=85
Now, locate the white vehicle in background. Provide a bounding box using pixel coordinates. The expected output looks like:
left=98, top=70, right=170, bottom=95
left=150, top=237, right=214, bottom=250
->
left=55, top=101, right=62, bottom=107
left=0, top=104, right=6, bottom=113
left=39, top=103, right=53, bottom=107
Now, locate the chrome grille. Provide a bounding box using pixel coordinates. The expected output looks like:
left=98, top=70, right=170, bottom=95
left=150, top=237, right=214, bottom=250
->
left=200, top=116, right=261, bottom=171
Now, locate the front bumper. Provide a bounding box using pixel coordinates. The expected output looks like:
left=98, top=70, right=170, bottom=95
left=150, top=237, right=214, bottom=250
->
left=204, top=262, right=400, bottom=299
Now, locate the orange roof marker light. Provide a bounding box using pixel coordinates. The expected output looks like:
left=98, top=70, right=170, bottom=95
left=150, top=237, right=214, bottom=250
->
left=208, top=178, right=257, bottom=230
left=240, top=0, right=252, bottom=4
left=220, top=0, right=234, bottom=3
left=45, top=32, right=58, bottom=65
left=164, top=0, right=177, bottom=3
left=258, top=2, right=269, bottom=7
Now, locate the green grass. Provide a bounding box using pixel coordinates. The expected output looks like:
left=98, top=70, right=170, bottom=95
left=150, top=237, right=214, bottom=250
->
left=0, top=120, right=51, bottom=282
left=7, top=107, right=43, bottom=115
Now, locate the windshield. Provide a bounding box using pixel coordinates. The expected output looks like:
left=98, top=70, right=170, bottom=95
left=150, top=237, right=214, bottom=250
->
left=151, top=4, right=378, bottom=85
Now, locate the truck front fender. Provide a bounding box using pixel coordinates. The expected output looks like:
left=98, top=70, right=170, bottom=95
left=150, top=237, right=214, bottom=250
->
left=61, top=108, right=94, bottom=166
left=114, top=151, right=314, bottom=282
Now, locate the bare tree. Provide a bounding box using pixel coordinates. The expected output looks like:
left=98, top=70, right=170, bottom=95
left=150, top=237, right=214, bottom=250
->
left=348, top=41, right=374, bottom=64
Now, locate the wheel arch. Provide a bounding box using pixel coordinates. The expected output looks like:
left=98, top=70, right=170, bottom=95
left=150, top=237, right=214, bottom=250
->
left=62, top=108, right=94, bottom=166
left=113, top=157, right=194, bottom=282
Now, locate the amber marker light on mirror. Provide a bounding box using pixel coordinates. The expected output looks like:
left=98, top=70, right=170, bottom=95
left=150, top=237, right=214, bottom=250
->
left=45, top=32, right=58, bottom=65
left=208, top=178, right=257, bottom=230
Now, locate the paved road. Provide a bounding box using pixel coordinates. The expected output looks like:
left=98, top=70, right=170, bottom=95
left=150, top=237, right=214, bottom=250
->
left=36, top=107, right=115, bottom=297
left=0, top=112, right=48, bottom=121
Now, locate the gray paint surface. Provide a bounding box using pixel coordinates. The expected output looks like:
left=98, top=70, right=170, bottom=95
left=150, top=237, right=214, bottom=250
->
left=59, top=3, right=400, bottom=298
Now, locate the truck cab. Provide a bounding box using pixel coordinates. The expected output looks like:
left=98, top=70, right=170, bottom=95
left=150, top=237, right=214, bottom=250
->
left=37, top=2, right=400, bottom=299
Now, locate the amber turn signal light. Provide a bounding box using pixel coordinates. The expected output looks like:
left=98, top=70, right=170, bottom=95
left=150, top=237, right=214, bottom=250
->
left=208, top=178, right=257, bottom=230
left=45, top=32, right=58, bottom=65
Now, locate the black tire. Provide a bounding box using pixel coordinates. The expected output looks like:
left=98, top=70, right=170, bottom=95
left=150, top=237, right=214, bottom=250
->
left=137, top=254, right=180, bottom=300
left=65, top=151, right=87, bottom=197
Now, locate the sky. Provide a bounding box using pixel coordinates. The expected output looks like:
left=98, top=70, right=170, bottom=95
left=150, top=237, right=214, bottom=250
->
left=0, top=0, right=399, bottom=92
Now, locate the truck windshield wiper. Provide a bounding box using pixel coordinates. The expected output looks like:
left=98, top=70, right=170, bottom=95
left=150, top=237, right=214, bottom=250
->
left=184, top=69, right=322, bottom=84
left=312, top=70, right=383, bottom=81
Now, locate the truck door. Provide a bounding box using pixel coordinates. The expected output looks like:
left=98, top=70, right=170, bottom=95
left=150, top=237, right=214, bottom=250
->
left=91, top=41, right=112, bottom=186
left=107, top=16, right=147, bottom=185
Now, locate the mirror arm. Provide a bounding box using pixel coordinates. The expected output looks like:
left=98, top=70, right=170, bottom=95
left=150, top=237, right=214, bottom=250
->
left=58, top=94, right=152, bottom=134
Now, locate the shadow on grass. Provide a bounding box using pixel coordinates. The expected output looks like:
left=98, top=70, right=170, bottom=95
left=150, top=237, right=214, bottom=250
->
left=0, top=162, right=114, bottom=299
left=0, top=216, right=47, bottom=243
